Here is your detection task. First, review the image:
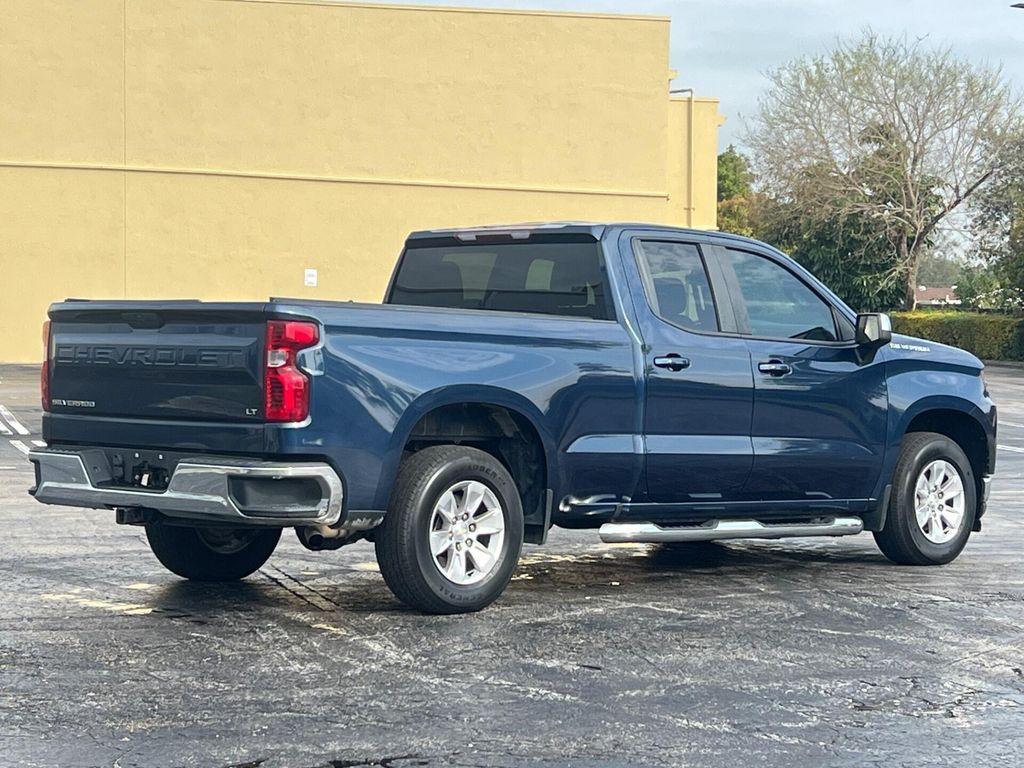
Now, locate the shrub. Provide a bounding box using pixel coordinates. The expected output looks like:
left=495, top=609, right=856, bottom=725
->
left=890, top=311, right=1024, bottom=361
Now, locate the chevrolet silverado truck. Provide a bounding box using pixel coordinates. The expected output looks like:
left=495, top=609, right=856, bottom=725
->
left=29, top=223, right=996, bottom=613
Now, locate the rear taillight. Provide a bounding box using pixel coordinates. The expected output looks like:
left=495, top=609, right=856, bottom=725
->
left=41, top=320, right=51, bottom=412
left=264, top=320, right=319, bottom=422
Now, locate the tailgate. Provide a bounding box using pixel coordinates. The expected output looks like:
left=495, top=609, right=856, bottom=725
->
left=48, top=301, right=268, bottom=423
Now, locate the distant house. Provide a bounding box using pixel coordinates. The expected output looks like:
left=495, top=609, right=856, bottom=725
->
left=916, top=286, right=961, bottom=307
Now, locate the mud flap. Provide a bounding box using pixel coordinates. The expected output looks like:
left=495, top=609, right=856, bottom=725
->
left=861, top=484, right=892, bottom=532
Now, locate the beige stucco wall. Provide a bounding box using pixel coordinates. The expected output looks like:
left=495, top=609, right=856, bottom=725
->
left=0, top=0, right=722, bottom=362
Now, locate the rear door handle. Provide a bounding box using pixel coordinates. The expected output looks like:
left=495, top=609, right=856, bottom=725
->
left=653, top=354, right=691, bottom=372
left=758, top=360, right=792, bottom=377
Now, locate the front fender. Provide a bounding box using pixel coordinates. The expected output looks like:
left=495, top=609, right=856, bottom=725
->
left=874, top=354, right=996, bottom=505
left=892, top=394, right=993, bottom=444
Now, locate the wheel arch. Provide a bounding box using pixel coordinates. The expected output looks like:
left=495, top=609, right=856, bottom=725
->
left=890, top=396, right=994, bottom=526
left=377, top=386, right=558, bottom=539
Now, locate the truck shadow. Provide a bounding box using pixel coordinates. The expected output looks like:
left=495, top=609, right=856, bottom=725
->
left=141, top=539, right=893, bottom=618
left=143, top=578, right=292, bottom=619
left=505, top=537, right=884, bottom=587
left=642, top=539, right=889, bottom=569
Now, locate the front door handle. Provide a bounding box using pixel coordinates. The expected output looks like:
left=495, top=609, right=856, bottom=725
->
left=758, top=360, right=793, bottom=377
left=653, top=354, right=691, bottom=372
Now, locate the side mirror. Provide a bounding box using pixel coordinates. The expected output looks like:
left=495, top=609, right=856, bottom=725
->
left=856, top=312, right=892, bottom=347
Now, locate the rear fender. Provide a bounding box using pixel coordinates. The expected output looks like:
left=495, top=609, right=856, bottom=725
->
left=374, top=385, right=558, bottom=511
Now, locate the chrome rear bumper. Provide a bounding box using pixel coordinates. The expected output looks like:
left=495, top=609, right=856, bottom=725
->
left=28, top=450, right=343, bottom=527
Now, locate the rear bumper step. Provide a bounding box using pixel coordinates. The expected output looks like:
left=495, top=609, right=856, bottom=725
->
left=29, top=450, right=343, bottom=527
left=599, top=516, right=864, bottom=544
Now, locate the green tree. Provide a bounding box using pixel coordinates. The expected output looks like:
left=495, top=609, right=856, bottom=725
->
left=973, top=133, right=1024, bottom=292
left=750, top=131, right=939, bottom=312
left=917, top=253, right=964, bottom=287
left=716, top=146, right=757, bottom=236
left=955, top=264, right=999, bottom=310
left=716, top=141, right=913, bottom=309
left=745, top=31, right=1022, bottom=309
left=757, top=194, right=907, bottom=312
left=717, top=145, right=753, bottom=202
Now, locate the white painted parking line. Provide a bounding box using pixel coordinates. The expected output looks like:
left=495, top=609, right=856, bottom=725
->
left=999, top=420, right=1024, bottom=429
left=997, top=444, right=1024, bottom=454
left=8, top=439, right=30, bottom=455
left=0, top=404, right=29, bottom=436
left=0, top=421, right=10, bottom=436
left=32, top=440, right=46, bottom=448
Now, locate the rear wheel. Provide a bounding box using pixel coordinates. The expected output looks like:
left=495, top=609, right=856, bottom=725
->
left=145, top=520, right=281, bottom=581
left=375, top=445, right=523, bottom=614
left=874, top=432, right=976, bottom=565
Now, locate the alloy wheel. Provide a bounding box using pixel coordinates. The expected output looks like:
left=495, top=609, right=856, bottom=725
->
left=913, top=459, right=966, bottom=545
left=428, top=480, right=506, bottom=585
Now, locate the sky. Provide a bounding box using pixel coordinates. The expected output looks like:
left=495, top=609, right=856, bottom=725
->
left=360, top=0, right=1024, bottom=149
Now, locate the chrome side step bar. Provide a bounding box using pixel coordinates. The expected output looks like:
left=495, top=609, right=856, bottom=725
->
left=599, top=517, right=864, bottom=544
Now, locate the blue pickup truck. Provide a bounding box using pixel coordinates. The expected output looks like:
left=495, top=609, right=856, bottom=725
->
left=29, top=223, right=996, bottom=613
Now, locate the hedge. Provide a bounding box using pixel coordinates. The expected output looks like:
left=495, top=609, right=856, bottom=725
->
left=890, top=311, right=1024, bottom=362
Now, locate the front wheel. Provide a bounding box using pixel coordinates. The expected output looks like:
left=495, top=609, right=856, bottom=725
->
left=145, top=521, right=281, bottom=581
left=375, top=446, right=524, bottom=614
left=874, top=432, right=976, bottom=566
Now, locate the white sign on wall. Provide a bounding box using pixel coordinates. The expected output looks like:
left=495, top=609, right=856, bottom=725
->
left=304, top=268, right=318, bottom=288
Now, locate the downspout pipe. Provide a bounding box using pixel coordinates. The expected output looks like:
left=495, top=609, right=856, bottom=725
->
left=670, top=87, right=695, bottom=227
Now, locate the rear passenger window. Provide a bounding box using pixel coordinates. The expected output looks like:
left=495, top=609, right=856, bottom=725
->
left=388, top=239, right=613, bottom=320
left=723, top=249, right=838, bottom=341
left=635, top=241, right=719, bottom=332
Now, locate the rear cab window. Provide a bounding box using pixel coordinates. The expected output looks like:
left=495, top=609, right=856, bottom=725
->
left=387, top=237, right=614, bottom=321
left=634, top=240, right=719, bottom=333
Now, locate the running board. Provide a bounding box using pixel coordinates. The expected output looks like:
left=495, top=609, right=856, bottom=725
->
left=598, top=517, right=864, bottom=544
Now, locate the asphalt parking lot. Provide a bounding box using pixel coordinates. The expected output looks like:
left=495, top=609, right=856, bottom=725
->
left=1, top=364, right=1022, bottom=768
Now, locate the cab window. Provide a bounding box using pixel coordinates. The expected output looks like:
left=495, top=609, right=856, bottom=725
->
left=635, top=241, right=719, bottom=333
left=389, top=239, right=613, bottom=321
left=723, top=249, right=838, bottom=342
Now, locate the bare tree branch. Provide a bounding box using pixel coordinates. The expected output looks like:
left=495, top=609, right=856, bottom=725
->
left=743, top=30, right=1023, bottom=308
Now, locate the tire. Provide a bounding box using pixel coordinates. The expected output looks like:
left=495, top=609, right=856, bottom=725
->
left=375, top=445, right=524, bottom=614
left=145, top=520, right=281, bottom=581
left=873, top=431, right=976, bottom=566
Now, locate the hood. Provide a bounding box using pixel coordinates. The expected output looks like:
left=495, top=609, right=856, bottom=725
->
left=886, top=333, right=984, bottom=372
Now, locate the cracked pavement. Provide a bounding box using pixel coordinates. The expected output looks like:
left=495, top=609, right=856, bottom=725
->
left=0, top=364, right=1022, bottom=767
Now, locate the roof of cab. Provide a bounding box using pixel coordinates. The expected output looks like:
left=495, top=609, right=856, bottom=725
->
left=404, top=222, right=761, bottom=248
left=406, top=222, right=608, bottom=240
